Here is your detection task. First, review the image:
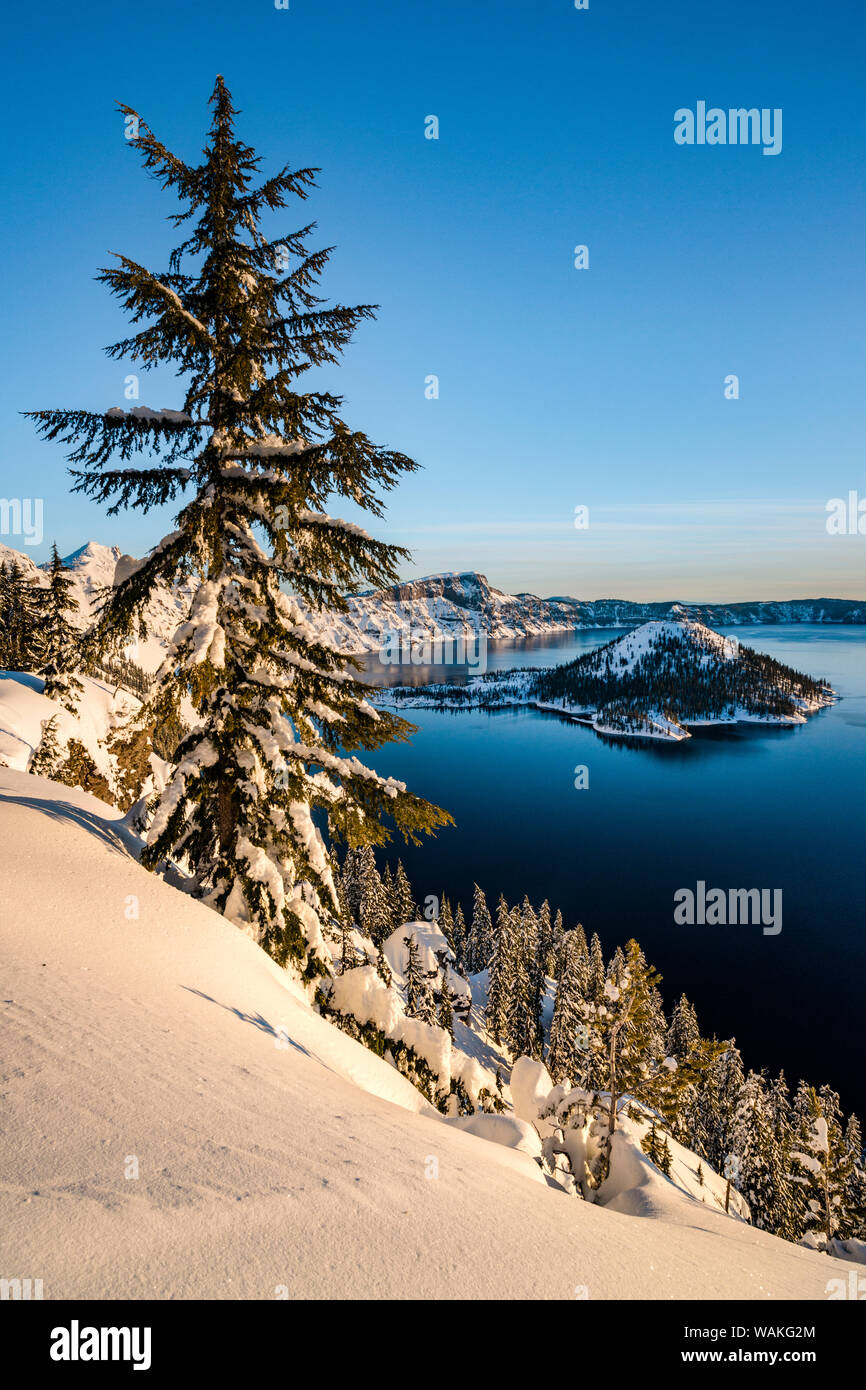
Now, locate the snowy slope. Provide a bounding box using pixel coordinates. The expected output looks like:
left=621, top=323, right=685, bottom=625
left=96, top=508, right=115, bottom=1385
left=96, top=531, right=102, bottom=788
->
left=0, top=672, right=138, bottom=777
left=0, top=766, right=851, bottom=1299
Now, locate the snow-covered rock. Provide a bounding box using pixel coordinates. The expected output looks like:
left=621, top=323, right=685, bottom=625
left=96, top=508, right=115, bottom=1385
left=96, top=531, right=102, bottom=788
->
left=383, top=919, right=472, bottom=1015
left=445, top=1111, right=543, bottom=1160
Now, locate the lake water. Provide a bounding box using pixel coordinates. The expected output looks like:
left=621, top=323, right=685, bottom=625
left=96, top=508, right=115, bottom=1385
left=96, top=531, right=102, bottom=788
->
left=358, top=626, right=866, bottom=1119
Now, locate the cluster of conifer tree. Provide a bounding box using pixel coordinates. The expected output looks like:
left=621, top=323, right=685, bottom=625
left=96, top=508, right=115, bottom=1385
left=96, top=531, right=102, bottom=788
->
left=0, top=545, right=84, bottom=711
left=343, top=852, right=865, bottom=1247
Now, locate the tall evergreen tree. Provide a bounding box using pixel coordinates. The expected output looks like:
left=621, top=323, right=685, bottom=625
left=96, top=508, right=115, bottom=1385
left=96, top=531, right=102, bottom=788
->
left=790, top=1082, right=852, bottom=1242
left=505, top=903, right=531, bottom=1057
left=523, top=899, right=545, bottom=1059
left=39, top=542, right=83, bottom=711
left=551, top=908, right=566, bottom=977
left=467, top=883, right=493, bottom=973
left=666, top=994, right=700, bottom=1063
left=485, top=894, right=512, bottom=1045
left=30, top=79, right=450, bottom=972
left=438, top=896, right=455, bottom=953
left=0, top=562, right=42, bottom=672
left=547, top=930, right=593, bottom=1084
left=731, top=1070, right=792, bottom=1232
left=537, top=899, right=554, bottom=977
left=391, top=859, right=416, bottom=927
left=587, top=931, right=606, bottom=1004
left=842, top=1114, right=866, bottom=1239
left=357, top=847, right=391, bottom=946
left=451, top=903, right=467, bottom=976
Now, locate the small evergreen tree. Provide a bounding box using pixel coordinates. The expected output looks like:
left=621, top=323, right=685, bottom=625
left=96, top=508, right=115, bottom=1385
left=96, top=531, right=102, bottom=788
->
left=375, top=942, right=392, bottom=988
left=403, top=932, right=435, bottom=1024
left=29, top=715, right=64, bottom=778
left=438, top=964, right=454, bottom=1038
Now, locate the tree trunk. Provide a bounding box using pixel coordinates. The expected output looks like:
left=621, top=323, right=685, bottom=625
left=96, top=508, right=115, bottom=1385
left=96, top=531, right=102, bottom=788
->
left=218, top=779, right=236, bottom=855
left=608, top=1027, right=619, bottom=1136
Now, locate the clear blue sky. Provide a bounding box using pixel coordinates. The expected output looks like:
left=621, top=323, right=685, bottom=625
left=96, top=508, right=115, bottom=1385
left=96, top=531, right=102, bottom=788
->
left=2, top=0, right=865, bottom=599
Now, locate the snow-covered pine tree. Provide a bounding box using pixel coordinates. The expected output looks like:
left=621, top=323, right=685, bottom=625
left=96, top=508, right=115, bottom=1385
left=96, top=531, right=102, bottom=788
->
left=731, top=1070, right=789, bottom=1232
left=438, top=964, right=455, bottom=1038
left=29, top=715, right=64, bottom=778
left=485, top=894, right=512, bottom=1045
left=587, top=931, right=606, bottom=1004
left=537, top=899, right=553, bottom=977
left=438, top=897, right=455, bottom=953
left=790, top=1082, right=852, bottom=1242
left=467, top=882, right=493, bottom=973
left=357, top=847, right=391, bottom=946
left=523, top=899, right=545, bottom=1059
left=380, top=861, right=395, bottom=926
left=766, top=1070, right=799, bottom=1241
left=505, top=903, right=531, bottom=1056
left=30, top=79, right=450, bottom=974
left=842, top=1114, right=866, bottom=1239
left=551, top=908, right=566, bottom=977
left=0, top=561, right=43, bottom=672
left=702, top=1042, right=745, bottom=1173
left=666, top=993, right=700, bottom=1062
left=339, top=847, right=363, bottom=925
left=547, top=929, right=592, bottom=1084
left=402, top=932, right=435, bottom=1024
left=339, top=915, right=357, bottom=974
left=39, top=542, right=83, bottom=711
left=375, top=941, right=392, bottom=988
left=451, top=903, right=467, bottom=975
left=595, top=939, right=663, bottom=1139
left=659, top=1134, right=673, bottom=1177
left=391, top=859, right=416, bottom=927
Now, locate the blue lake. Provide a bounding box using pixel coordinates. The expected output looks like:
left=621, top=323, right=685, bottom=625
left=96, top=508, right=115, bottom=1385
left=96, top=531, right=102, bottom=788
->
left=360, top=626, right=866, bottom=1118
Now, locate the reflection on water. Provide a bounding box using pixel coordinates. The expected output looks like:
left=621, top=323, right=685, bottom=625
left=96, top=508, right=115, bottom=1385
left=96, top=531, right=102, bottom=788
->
left=357, top=627, right=627, bottom=687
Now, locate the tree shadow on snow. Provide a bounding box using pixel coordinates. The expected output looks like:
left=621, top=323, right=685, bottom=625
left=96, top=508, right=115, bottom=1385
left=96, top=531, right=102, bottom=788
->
left=181, top=986, right=315, bottom=1060
left=0, top=791, right=136, bottom=860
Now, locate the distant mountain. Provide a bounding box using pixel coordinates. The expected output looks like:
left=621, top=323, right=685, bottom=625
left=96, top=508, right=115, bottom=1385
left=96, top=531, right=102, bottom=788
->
left=313, top=571, right=866, bottom=654
left=383, top=614, right=837, bottom=742
left=2, top=546, right=863, bottom=665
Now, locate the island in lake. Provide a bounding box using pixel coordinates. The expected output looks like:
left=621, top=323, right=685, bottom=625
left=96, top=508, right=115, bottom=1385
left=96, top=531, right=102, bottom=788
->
left=379, top=612, right=837, bottom=742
